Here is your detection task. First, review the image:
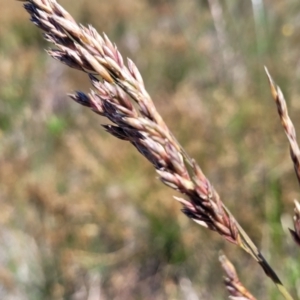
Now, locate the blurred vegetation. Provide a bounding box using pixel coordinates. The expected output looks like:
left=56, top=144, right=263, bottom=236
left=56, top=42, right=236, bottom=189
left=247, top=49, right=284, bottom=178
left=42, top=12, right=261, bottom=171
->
left=1, top=0, right=300, bottom=299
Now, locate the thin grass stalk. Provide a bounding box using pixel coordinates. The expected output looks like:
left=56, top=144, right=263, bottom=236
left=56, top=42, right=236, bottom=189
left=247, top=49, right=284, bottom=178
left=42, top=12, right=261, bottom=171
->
left=251, top=0, right=266, bottom=57
left=289, top=200, right=300, bottom=247
left=18, top=1, right=294, bottom=298
left=207, top=0, right=234, bottom=79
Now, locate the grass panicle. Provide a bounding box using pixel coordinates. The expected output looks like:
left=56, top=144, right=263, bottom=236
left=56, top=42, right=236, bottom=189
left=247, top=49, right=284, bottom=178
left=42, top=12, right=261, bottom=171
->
left=265, top=68, right=300, bottom=248
left=219, top=254, right=256, bottom=300
left=18, top=1, right=297, bottom=299
left=265, top=67, right=300, bottom=186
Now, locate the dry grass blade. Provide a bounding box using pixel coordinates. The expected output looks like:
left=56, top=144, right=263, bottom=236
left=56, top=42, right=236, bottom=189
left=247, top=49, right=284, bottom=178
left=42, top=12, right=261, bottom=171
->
left=265, top=67, right=300, bottom=185
left=289, top=200, right=300, bottom=247
left=18, top=1, right=294, bottom=299
left=219, top=254, right=256, bottom=300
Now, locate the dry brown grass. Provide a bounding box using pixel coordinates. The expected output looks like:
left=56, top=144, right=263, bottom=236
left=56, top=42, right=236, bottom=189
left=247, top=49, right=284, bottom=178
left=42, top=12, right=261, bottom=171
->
left=13, top=0, right=300, bottom=299
left=265, top=68, right=300, bottom=249
left=1, top=0, right=299, bottom=299
left=219, top=254, right=256, bottom=300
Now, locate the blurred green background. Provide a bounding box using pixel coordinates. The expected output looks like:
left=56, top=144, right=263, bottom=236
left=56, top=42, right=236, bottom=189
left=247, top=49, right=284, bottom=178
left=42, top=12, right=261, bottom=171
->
left=1, top=0, right=300, bottom=299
